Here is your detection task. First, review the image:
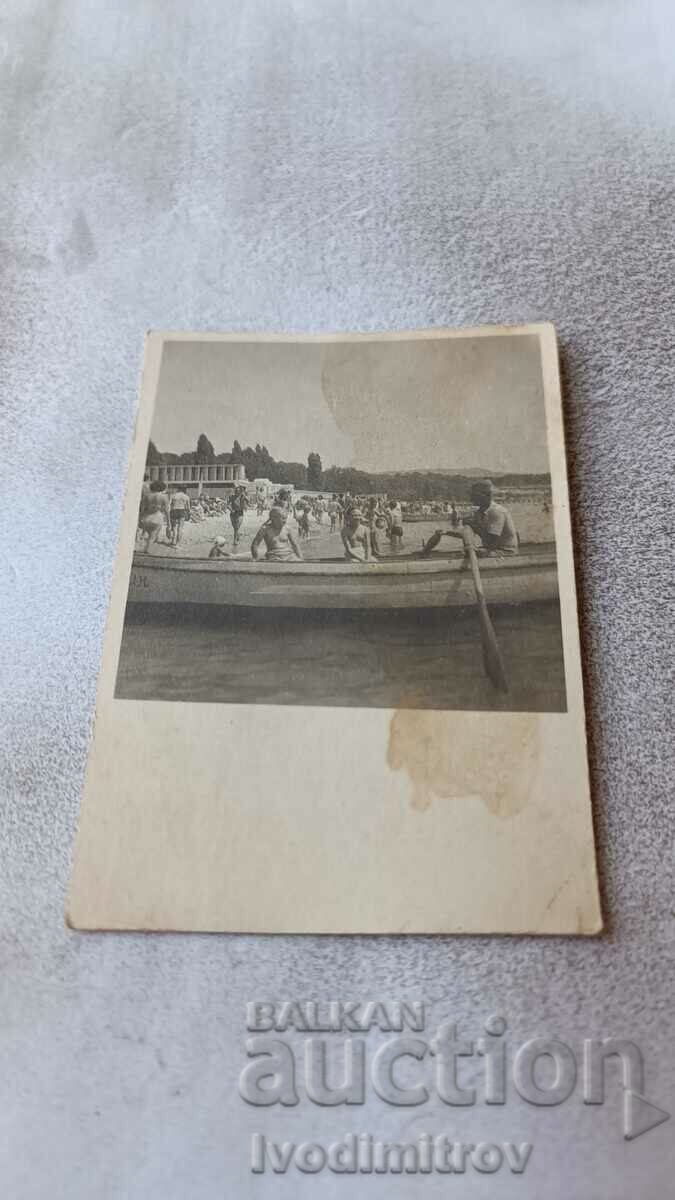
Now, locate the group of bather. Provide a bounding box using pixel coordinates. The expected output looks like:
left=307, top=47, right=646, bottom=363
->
left=136, top=477, right=224, bottom=550
left=137, top=474, right=520, bottom=563
left=212, top=489, right=406, bottom=563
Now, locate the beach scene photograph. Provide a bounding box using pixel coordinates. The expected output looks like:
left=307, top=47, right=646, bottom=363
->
left=116, top=331, right=567, bottom=712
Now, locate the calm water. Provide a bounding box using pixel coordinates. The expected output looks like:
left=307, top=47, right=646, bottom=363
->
left=116, top=601, right=566, bottom=712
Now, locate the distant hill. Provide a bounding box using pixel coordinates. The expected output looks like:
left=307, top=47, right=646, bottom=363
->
left=321, top=465, right=550, bottom=500
left=393, top=467, right=500, bottom=478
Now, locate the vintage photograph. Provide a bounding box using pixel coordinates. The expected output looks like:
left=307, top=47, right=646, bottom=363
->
left=116, top=330, right=566, bottom=712
left=69, top=327, right=600, bottom=934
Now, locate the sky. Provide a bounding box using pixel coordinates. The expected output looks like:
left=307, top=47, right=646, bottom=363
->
left=151, top=334, right=551, bottom=475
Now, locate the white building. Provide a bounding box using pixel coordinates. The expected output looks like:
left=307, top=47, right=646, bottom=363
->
left=146, top=462, right=246, bottom=494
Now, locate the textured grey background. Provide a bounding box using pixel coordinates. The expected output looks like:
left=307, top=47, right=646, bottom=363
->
left=1, top=1, right=673, bottom=1196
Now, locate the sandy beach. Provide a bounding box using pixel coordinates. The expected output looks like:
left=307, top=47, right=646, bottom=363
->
left=138, top=498, right=556, bottom=562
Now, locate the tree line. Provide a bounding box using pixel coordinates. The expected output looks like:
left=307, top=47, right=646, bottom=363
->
left=146, top=436, right=323, bottom=489
left=146, top=436, right=549, bottom=499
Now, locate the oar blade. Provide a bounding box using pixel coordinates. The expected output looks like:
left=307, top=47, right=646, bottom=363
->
left=421, top=530, right=443, bottom=556
left=478, top=599, right=509, bottom=693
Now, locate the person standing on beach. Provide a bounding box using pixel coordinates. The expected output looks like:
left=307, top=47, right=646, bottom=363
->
left=137, top=470, right=152, bottom=542
left=169, top=484, right=190, bottom=547
left=387, top=499, right=404, bottom=551
left=139, top=480, right=171, bottom=552
left=370, top=515, right=389, bottom=558
left=140, top=471, right=151, bottom=512
left=297, top=503, right=311, bottom=540
left=328, top=495, right=342, bottom=533
left=229, top=485, right=248, bottom=546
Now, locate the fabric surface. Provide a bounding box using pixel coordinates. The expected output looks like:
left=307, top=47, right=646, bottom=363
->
left=0, top=2, right=673, bottom=1196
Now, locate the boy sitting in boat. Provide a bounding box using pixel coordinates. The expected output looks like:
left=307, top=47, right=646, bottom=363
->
left=209, top=536, right=232, bottom=559
left=341, top=508, right=371, bottom=561
left=251, top=507, right=303, bottom=562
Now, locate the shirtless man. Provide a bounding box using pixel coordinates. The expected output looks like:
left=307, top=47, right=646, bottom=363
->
left=341, top=508, right=370, bottom=562
left=251, top=507, right=303, bottom=562
left=461, top=480, right=519, bottom=554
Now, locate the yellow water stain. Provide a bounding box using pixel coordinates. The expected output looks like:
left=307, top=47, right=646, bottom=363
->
left=387, top=708, right=539, bottom=818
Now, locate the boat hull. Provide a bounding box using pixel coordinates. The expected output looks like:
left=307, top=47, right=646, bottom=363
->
left=126, top=546, right=559, bottom=610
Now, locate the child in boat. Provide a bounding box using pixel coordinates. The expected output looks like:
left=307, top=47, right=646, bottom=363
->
left=209, top=536, right=232, bottom=559
left=341, top=508, right=370, bottom=561
left=251, top=507, right=303, bottom=562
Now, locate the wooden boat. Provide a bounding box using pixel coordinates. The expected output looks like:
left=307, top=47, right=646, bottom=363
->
left=126, top=542, right=558, bottom=610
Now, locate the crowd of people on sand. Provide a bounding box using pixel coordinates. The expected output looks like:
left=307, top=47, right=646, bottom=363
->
left=136, top=474, right=522, bottom=563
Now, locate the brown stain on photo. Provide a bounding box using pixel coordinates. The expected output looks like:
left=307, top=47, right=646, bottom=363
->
left=387, top=708, right=540, bottom=818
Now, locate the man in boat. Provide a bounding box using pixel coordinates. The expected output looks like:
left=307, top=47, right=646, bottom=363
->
left=228, top=485, right=248, bottom=546
left=421, top=480, right=519, bottom=558
left=461, top=480, right=519, bottom=555
left=341, top=507, right=371, bottom=561
left=251, top=506, right=303, bottom=562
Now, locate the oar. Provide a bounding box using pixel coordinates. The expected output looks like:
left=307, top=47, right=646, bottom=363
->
left=421, top=529, right=443, bottom=556
left=461, top=528, right=509, bottom=693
